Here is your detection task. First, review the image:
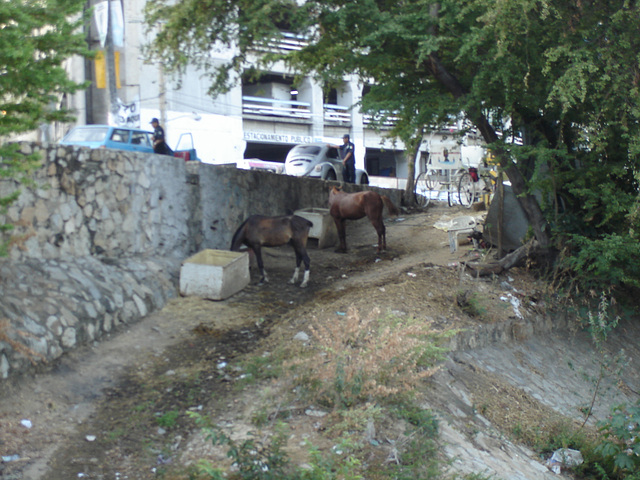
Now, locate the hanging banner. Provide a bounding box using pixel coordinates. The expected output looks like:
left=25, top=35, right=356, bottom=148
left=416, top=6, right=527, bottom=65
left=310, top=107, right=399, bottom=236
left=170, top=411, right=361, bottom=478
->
left=93, top=1, right=123, bottom=47
left=115, top=96, right=141, bottom=127
left=94, top=1, right=108, bottom=48
left=110, top=1, right=124, bottom=48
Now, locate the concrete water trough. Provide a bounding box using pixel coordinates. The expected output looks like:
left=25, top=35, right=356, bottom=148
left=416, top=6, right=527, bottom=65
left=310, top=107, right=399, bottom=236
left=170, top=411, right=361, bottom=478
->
left=179, top=249, right=250, bottom=300
left=294, top=207, right=338, bottom=249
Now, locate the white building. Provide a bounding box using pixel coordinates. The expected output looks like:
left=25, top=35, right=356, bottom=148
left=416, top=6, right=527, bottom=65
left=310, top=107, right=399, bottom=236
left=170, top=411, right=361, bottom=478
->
left=58, top=0, right=485, bottom=188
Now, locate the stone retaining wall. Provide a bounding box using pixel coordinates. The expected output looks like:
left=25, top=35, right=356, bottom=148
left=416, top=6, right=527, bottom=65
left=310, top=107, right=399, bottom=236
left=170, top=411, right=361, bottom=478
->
left=0, top=142, right=404, bottom=385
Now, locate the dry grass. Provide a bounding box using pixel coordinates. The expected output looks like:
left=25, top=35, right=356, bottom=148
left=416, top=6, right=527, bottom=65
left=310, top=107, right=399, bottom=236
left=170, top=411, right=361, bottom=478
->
left=284, top=307, right=448, bottom=410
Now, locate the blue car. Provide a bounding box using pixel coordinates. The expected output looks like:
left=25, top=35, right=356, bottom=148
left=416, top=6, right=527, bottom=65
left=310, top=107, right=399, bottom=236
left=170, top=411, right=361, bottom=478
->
left=60, top=125, right=155, bottom=153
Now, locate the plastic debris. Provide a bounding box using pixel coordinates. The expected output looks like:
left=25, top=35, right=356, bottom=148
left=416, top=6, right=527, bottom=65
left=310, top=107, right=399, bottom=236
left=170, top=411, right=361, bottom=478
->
left=305, top=408, right=328, bottom=417
left=407, top=272, right=417, bottom=277
left=294, top=331, right=310, bottom=342
left=500, top=293, right=523, bottom=319
left=20, top=419, right=32, bottom=429
left=2, top=454, right=20, bottom=463
left=85, top=435, right=96, bottom=442
left=336, top=311, right=346, bottom=316
left=546, top=448, right=584, bottom=474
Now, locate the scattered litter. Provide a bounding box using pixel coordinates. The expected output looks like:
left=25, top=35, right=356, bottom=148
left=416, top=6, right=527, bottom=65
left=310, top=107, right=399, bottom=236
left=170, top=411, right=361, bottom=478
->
left=336, top=311, right=346, bottom=316
left=20, top=419, right=32, bottom=429
left=217, top=361, right=227, bottom=369
left=500, top=293, right=523, bottom=319
left=157, top=427, right=166, bottom=435
left=375, top=258, right=381, bottom=263
left=294, top=331, right=310, bottom=342
left=379, top=287, right=385, bottom=292
left=305, top=408, right=328, bottom=417
left=447, top=262, right=459, bottom=267
left=341, top=274, right=348, bottom=278
left=85, top=435, right=96, bottom=442
left=2, top=454, right=20, bottom=463
left=546, top=448, right=584, bottom=474
left=407, top=272, right=417, bottom=277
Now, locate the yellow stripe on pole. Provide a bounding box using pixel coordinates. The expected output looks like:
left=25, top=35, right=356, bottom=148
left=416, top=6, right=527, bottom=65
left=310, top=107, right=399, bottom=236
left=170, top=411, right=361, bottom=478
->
left=95, top=51, right=106, bottom=89
left=115, top=51, right=121, bottom=89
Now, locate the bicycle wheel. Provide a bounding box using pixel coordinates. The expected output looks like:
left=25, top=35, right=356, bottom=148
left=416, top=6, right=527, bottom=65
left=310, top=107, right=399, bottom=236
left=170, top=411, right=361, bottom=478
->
left=414, top=172, right=431, bottom=208
left=425, top=169, right=439, bottom=190
left=458, top=172, right=477, bottom=208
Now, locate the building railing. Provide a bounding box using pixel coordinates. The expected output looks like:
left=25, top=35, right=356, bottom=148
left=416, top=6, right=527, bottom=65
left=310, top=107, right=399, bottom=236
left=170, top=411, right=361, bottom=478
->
left=242, top=96, right=311, bottom=120
left=264, top=32, right=308, bottom=52
left=323, top=104, right=351, bottom=123
left=363, top=113, right=399, bottom=128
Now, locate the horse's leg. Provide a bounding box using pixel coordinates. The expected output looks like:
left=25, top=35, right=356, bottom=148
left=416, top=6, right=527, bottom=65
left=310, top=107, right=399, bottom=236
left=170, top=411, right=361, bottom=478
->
left=290, top=244, right=311, bottom=287
left=371, top=216, right=386, bottom=253
left=254, top=246, right=268, bottom=284
left=289, top=249, right=300, bottom=285
left=300, top=248, right=310, bottom=287
left=334, top=218, right=348, bottom=253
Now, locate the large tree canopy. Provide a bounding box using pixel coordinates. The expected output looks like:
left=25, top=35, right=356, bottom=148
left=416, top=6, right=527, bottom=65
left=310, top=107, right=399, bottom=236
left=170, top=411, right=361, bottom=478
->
left=0, top=0, right=90, bottom=254
left=146, top=0, right=640, bottom=292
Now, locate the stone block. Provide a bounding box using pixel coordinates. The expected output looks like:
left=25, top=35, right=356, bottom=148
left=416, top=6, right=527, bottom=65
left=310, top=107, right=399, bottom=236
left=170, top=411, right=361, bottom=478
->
left=294, top=208, right=338, bottom=249
left=179, top=249, right=249, bottom=300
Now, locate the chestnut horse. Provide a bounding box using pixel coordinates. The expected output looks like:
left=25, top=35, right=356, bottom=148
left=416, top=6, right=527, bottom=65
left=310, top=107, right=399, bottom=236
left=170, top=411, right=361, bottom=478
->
left=230, top=214, right=313, bottom=287
left=329, top=186, right=399, bottom=253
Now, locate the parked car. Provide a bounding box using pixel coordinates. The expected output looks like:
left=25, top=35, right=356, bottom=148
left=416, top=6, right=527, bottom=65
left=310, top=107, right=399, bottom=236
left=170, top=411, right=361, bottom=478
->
left=60, top=125, right=155, bottom=153
left=60, top=125, right=201, bottom=161
left=284, top=143, right=369, bottom=184
left=236, top=158, right=285, bottom=174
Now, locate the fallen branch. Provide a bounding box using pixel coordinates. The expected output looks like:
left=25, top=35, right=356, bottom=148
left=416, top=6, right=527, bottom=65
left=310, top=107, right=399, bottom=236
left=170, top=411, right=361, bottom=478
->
left=465, top=239, right=539, bottom=277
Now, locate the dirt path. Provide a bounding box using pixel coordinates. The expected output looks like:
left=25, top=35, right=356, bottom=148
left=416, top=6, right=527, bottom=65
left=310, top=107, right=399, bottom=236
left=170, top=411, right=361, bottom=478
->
left=0, top=203, right=490, bottom=479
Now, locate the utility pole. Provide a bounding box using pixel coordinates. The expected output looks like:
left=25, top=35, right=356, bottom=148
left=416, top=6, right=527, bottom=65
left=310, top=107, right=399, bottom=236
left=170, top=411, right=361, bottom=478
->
left=105, top=0, right=119, bottom=123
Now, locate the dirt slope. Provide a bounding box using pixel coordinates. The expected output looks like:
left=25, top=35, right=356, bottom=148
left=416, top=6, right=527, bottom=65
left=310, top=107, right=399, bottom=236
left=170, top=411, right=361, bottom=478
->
left=1, top=202, right=635, bottom=480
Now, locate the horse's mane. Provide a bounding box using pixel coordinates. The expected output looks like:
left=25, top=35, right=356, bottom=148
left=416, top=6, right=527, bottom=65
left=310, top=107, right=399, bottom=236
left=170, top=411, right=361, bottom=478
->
left=230, top=217, right=250, bottom=250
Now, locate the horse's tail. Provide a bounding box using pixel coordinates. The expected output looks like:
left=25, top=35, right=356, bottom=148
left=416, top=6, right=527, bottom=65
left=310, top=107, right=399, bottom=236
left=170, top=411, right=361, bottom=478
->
left=381, top=195, right=400, bottom=217
left=291, top=215, right=313, bottom=245
left=291, top=215, right=313, bottom=231
left=230, top=217, right=250, bottom=250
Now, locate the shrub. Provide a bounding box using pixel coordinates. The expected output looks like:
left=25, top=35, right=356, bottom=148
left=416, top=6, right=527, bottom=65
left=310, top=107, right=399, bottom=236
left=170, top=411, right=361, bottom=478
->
left=594, top=401, right=640, bottom=478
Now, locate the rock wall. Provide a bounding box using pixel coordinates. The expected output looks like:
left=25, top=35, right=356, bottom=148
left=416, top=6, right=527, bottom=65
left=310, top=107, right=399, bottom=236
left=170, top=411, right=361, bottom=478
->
left=0, top=142, right=404, bottom=385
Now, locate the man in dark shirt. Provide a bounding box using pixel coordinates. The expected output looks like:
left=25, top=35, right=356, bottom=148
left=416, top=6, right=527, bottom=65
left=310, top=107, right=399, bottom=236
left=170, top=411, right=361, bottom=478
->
left=329, top=134, right=356, bottom=183
left=150, top=118, right=172, bottom=155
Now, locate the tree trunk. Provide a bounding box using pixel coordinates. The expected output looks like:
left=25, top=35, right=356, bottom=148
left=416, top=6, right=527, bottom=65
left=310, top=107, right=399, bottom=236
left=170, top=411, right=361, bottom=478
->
left=403, top=136, right=422, bottom=206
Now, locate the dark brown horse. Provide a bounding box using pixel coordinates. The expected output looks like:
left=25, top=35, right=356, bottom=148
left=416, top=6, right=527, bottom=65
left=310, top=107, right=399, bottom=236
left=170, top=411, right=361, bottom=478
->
left=329, top=186, right=399, bottom=253
left=230, top=214, right=313, bottom=287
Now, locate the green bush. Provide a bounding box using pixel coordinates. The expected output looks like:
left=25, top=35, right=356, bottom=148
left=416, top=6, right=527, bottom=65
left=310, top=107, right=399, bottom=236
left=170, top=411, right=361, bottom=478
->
left=594, top=401, right=640, bottom=479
